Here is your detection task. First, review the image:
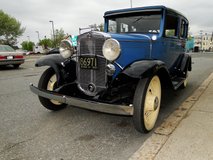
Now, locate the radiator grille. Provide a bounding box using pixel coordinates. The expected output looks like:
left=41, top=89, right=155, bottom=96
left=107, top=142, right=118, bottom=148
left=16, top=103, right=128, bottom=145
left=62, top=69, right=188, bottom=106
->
left=77, top=32, right=109, bottom=96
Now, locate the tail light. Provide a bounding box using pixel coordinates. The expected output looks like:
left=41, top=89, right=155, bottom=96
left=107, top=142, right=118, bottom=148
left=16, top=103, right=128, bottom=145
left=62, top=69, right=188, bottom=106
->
left=14, top=55, right=24, bottom=59
left=0, top=56, right=6, bottom=60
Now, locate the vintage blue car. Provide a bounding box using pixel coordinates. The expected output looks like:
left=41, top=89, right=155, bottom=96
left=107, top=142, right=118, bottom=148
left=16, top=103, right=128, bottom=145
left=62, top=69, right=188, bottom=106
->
left=30, top=5, right=192, bottom=133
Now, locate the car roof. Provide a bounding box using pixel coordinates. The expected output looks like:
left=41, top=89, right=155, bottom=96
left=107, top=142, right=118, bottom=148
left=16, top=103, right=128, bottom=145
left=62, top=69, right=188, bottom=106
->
left=104, top=5, right=188, bottom=21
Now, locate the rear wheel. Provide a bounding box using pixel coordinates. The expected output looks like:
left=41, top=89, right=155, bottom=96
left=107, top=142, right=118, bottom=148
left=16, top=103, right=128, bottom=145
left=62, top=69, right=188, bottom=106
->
left=133, top=75, right=161, bottom=133
left=38, top=67, right=66, bottom=111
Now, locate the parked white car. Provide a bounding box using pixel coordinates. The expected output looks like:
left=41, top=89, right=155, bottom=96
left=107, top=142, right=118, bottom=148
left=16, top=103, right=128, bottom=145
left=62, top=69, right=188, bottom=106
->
left=0, top=45, right=25, bottom=68
left=34, top=45, right=44, bottom=54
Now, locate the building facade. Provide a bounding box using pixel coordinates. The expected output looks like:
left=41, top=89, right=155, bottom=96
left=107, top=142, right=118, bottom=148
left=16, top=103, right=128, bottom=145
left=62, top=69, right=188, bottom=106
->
left=194, top=32, right=213, bottom=52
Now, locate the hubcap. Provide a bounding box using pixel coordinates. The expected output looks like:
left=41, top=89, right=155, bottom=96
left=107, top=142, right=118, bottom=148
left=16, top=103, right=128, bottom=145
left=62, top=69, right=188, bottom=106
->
left=154, top=97, right=159, bottom=111
left=144, top=76, right=161, bottom=131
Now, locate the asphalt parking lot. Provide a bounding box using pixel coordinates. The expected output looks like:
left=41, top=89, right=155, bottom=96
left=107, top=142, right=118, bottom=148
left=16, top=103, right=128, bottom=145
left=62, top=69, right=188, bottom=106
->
left=0, top=53, right=213, bottom=160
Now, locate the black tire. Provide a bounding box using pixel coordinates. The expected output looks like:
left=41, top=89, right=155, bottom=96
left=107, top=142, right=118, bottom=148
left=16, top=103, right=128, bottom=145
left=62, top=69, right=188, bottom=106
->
left=38, top=67, right=66, bottom=111
left=14, top=64, right=20, bottom=69
left=133, top=75, right=161, bottom=133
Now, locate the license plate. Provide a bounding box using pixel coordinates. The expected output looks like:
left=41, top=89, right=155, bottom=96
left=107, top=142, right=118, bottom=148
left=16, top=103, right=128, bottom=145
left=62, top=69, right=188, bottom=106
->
left=7, top=56, right=13, bottom=60
left=79, top=56, right=97, bottom=69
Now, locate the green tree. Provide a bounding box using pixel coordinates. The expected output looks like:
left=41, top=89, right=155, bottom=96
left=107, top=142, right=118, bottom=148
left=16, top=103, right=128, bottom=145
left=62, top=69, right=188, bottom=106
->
left=0, top=10, right=25, bottom=46
left=39, top=38, right=52, bottom=49
left=98, top=23, right=104, bottom=32
left=53, top=28, right=65, bottom=47
left=165, top=29, right=175, bottom=37
left=21, top=41, right=35, bottom=51
left=38, top=28, right=65, bottom=48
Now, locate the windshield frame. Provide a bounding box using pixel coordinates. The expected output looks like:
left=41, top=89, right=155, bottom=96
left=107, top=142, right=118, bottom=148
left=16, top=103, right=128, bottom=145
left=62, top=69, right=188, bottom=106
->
left=105, top=10, right=163, bottom=35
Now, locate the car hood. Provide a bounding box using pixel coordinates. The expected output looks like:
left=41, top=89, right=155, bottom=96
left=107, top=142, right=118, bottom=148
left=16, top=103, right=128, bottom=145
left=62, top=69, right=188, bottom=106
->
left=109, top=33, right=153, bottom=42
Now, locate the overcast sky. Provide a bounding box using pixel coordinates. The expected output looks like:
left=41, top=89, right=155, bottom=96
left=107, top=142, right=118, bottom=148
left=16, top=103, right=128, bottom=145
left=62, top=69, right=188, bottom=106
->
left=0, top=0, right=213, bottom=45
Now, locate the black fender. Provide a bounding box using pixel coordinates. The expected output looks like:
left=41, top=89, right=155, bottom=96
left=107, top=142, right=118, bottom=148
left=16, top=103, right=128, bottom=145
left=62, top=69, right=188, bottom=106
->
left=173, top=53, right=192, bottom=78
left=122, top=60, right=173, bottom=87
left=35, top=54, right=65, bottom=85
left=122, top=60, right=167, bottom=78
left=180, top=54, right=192, bottom=72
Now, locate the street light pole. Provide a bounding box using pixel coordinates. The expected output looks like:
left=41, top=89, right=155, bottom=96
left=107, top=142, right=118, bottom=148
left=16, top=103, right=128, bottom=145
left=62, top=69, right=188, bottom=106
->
left=27, top=36, right=30, bottom=41
left=49, top=20, right=55, bottom=47
left=130, top=0, right=132, bottom=8
left=36, top=31, right=40, bottom=43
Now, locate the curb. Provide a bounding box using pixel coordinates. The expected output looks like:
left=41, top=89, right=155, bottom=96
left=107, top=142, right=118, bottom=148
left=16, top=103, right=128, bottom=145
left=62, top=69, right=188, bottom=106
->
left=129, top=72, right=213, bottom=160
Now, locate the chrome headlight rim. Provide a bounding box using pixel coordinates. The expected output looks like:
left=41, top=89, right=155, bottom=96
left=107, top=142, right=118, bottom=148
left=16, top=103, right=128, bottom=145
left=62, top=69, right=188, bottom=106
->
left=59, top=39, right=74, bottom=59
left=102, top=38, right=121, bottom=61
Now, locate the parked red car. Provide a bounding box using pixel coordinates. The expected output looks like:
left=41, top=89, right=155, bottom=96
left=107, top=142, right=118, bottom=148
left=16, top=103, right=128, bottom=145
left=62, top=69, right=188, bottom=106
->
left=0, top=45, right=25, bottom=68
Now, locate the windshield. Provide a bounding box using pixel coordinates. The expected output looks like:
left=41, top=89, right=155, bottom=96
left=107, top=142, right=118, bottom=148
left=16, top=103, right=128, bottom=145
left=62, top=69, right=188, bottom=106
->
left=107, top=11, right=162, bottom=34
left=0, top=45, right=15, bottom=52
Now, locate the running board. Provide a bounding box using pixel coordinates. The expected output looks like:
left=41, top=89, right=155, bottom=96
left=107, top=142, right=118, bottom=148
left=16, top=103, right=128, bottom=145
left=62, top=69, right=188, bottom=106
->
left=172, top=77, right=185, bottom=90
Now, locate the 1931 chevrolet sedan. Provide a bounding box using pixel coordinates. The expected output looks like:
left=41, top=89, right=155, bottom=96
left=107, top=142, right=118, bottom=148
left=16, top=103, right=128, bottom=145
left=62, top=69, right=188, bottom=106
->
left=30, top=6, right=192, bottom=133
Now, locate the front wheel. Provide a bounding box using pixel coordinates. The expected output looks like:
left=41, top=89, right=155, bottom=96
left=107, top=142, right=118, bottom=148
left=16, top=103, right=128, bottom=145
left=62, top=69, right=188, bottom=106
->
left=133, top=75, right=161, bottom=133
left=38, top=67, right=66, bottom=111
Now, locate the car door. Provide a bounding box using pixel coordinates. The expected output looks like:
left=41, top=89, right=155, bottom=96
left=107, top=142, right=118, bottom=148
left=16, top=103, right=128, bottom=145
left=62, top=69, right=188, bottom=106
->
left=161, top=14, right=184, bottom=71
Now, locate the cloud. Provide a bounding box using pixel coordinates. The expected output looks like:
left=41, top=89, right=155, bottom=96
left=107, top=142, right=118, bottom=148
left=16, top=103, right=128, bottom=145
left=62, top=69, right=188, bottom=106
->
left=0, top=0, right=213, bottom=45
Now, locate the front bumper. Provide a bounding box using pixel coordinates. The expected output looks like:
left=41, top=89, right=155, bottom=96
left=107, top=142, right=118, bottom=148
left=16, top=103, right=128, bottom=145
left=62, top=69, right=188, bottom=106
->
left=0, top=59, right=25, bottom=66
left=30, top=84, right=133, bottom=115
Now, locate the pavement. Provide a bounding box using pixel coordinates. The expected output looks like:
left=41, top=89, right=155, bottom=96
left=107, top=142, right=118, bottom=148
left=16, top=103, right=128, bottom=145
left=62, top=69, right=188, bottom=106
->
left=130, top=72, right=213, bottom=160
left=24, top=54, right=44, bottom=62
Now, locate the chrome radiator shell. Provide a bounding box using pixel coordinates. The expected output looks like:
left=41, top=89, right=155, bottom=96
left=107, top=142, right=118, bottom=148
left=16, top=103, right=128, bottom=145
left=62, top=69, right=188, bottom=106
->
left=77, top=32, right=110, bottom=96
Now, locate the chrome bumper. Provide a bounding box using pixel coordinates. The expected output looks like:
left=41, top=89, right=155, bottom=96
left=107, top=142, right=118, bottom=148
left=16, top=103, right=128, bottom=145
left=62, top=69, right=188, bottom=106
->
left=0, top=59, right=25, bottom=65
left=30, top=84, right=133, bottom=115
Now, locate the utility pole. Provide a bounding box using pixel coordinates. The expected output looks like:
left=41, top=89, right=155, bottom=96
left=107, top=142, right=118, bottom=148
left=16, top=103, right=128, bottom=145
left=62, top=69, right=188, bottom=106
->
left=130, top=0, right=133, bottom=8
left=49, top=20, right=55, bottom=47
left=36, top=31, right=40, bottom=43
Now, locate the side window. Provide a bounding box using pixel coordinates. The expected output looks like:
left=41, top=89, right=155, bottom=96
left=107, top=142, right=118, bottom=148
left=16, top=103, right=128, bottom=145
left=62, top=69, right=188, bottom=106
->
left=180, top=20, right=187, bottom=38
left=108, top=19, right=117, bottom=33
left=164, top=15, right=178, bottom=37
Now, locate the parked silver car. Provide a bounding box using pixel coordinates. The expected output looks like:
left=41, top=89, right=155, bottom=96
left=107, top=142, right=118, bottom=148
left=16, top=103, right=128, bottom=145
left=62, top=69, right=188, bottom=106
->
left=0, top=45, right=25, bottom=68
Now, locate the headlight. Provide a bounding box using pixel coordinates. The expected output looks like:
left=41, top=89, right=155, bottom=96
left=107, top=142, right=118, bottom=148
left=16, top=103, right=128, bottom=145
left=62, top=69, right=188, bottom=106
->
left=59, top=40, right=74, bottom=59
left=102, top=39, right=121, bottom=61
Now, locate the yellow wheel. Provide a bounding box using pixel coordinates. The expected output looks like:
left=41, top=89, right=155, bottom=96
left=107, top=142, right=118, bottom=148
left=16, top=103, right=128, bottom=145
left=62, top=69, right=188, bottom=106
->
left=38, top=67, right=66, bottom=111
left=47, top=74, right=62, bottom=105
left=181, top=76, right=188, bottom=89
left=133, top=75, right=161, bottom=133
